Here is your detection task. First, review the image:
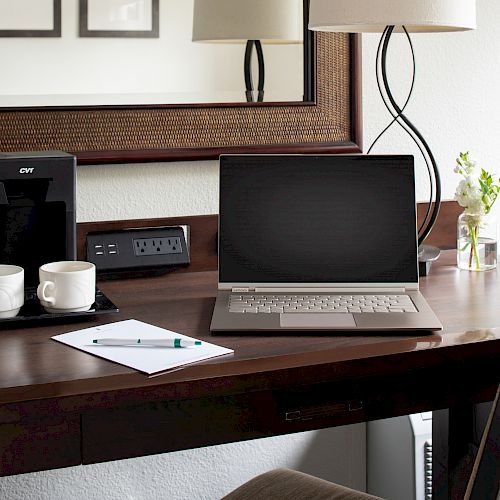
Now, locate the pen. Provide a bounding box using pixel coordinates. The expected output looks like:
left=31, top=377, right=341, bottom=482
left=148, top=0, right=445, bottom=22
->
left=92, top=338, right=202, bottom=348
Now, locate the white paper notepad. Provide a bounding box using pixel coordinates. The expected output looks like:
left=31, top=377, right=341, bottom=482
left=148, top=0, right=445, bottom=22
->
left=52, top=319, right=234, bottom=375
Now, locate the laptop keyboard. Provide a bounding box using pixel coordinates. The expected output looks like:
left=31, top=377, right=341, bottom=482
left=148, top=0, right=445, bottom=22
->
left=228, top=294, right=418, bottom=314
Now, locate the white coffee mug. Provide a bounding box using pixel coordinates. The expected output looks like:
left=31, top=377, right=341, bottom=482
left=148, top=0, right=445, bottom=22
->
left=37, top=261, right=96, bottom=313
left=0, top=265, right=24, bottom=318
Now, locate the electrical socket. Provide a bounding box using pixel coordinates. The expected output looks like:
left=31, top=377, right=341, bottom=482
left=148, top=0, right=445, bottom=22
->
left=133, top=237, right=182, bottom=256
left=86, top=225, right=189, bottom=276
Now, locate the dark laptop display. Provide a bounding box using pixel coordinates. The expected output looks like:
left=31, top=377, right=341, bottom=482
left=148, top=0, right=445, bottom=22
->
left=219, top=155, right=418, bottom=284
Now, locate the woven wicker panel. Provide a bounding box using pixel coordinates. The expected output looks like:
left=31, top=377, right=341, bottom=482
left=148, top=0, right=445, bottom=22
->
left=0, top=32, right=354, bottom=162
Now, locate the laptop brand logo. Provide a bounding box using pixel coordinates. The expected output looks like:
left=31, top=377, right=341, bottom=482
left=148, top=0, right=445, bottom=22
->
left=19, top=168, right=34, bottom=174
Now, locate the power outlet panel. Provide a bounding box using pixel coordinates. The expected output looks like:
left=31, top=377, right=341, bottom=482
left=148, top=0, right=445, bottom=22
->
left=133, top=237, right=182, bottom=256
left=86, top=226, right=189, bottom=275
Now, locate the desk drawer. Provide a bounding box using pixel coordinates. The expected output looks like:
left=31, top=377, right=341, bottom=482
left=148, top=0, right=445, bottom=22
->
left=82, top=392, right=278, bottom=464
left=0, top=415, right=81, bottom=476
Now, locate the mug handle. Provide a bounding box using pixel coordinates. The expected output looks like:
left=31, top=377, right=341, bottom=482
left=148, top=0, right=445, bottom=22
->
left=37, top=281, right=56, bottom=305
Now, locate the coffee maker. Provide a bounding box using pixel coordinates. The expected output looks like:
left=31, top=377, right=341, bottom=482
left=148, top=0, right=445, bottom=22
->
left=0, top=151, right=76, bottom=287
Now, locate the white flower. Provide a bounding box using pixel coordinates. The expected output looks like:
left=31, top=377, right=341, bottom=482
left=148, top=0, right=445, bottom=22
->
left=466, top=196, right=485, bottom=216
left=454, top=153, right=478, bottom=178
left=464, top=160, right=476, bottom=176
left=455, top=178, right=484, bottom=215
left=455, top=179, right=476, bottom=206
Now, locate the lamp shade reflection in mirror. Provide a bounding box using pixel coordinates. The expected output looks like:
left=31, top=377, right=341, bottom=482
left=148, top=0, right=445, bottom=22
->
left=192, top=0, right=303, bottom=102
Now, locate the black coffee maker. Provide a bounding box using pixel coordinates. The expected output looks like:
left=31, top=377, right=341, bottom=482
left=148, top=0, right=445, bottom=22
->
left=0, top=151, right=76, bottom=287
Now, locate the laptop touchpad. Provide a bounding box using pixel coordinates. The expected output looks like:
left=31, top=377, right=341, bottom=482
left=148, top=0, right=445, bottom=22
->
left=280, top=313, right=356, bottom=328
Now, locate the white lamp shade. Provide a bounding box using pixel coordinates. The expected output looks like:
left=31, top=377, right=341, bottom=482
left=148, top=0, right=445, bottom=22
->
left=309, top=0, right=476, bottom=33
left=192, top=0, right=303, bottom=44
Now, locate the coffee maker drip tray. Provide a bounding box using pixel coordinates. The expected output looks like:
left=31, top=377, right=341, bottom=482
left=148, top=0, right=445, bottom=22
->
left=0, top=288, right=119, bottom=327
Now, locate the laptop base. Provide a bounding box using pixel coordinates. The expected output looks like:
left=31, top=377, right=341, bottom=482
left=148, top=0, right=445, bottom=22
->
left=210, top=291, right=442, bottom=333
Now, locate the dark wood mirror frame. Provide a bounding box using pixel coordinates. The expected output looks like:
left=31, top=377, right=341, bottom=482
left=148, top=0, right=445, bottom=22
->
left=0, top=21, right=361, bottom=165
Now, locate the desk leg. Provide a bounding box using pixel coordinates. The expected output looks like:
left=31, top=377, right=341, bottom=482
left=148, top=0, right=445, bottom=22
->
left=433, top=403, right=492, bottom=500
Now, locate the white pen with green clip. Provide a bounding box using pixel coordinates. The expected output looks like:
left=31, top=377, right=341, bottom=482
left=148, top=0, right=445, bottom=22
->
left=92, top=338, right=202, bottom=348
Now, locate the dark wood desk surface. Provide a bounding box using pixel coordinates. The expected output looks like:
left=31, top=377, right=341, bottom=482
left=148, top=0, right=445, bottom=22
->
left=1, top=251, right=499, bottom=496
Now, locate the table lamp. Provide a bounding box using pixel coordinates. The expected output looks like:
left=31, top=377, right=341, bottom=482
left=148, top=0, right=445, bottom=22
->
left=192, top=0, right=303, bottom=102
left=309, top=0, right=476, bottom=275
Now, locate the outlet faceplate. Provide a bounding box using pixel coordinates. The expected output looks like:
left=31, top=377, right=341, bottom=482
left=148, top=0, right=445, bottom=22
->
left=86, top=226, right=189, bottom=275
left=133, top=237, right=182, bottom=256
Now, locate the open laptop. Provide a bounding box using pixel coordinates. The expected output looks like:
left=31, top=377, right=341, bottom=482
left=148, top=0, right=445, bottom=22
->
left=210, top=155, right=442, bottom=333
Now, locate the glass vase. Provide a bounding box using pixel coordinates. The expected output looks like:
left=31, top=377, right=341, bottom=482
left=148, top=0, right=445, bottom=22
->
left=457, top=211, right=497, bottom=271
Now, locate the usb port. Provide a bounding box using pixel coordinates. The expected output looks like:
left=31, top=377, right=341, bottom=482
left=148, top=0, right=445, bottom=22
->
left=109, top=250, right=117, bottom=255
left=96, top=251, right=104, bottom=256
left=94, top=245, right=103, bottom=249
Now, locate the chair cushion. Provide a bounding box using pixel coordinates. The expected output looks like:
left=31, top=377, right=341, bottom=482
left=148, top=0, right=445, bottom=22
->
left=222, top=468, right=383, bottom=500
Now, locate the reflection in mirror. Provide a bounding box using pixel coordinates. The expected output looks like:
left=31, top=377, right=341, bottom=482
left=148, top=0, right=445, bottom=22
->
left=192, top=0, right=303, bottom=103
left=0, top=0, right=305, bottom=108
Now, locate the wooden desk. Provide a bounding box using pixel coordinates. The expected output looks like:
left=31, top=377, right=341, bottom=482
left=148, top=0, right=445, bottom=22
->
left=0, top=251, right=499, bottom=499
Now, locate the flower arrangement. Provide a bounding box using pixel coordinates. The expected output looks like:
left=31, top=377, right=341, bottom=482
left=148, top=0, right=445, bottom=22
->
left=454, top=152, right=500, bottom=270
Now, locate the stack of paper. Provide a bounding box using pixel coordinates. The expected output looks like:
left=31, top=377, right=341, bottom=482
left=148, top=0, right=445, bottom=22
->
left=52, top=319, right=234, bottom=375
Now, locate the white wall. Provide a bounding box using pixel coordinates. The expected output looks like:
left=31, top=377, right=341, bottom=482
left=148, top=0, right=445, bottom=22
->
left=1, top=1, right=499, bottom=499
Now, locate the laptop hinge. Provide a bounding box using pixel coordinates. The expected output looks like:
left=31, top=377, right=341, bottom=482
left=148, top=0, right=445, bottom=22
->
left=227, top=286, right=415, bottom=292
left=253, top=287, right=407, bottom=293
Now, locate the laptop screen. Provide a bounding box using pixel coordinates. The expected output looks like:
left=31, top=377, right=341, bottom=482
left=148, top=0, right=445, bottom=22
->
left=219, top=155, right=418, bottom=284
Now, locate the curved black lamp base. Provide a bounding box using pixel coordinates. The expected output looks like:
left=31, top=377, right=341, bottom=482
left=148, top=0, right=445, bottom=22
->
left=419, top=245, right=441, bottom=276
left=369, top=26, right=442, bottom=275
left=244, top=40, right=265, bottom=103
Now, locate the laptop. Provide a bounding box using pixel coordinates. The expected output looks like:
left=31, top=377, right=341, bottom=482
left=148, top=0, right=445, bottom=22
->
left=210, top=155, right=442, bottom=333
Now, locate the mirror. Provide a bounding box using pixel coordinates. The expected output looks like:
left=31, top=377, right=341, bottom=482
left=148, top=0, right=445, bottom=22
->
left=0, top=0, right=305, bottom=107
left=0, top=0, right=361, bottom=164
